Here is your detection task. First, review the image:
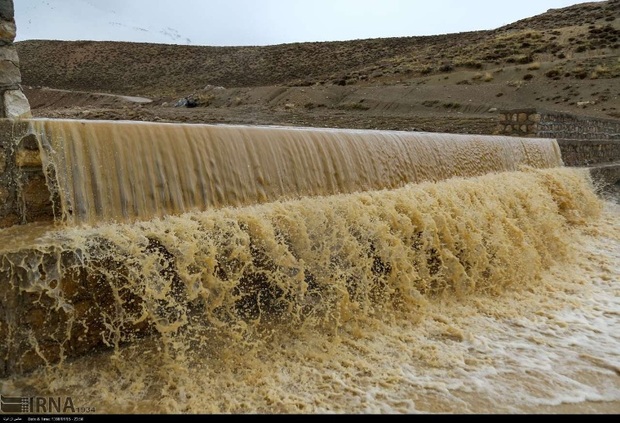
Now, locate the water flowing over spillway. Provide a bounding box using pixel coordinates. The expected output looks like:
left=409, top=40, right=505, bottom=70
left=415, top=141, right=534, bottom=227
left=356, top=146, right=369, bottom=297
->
left=30, top=119, right=562, bottom=225
left=0, top=120, right=618, bottom=414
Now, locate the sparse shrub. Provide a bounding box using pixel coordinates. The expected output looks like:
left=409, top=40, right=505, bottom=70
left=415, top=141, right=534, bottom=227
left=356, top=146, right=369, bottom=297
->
left=591, top=65, right=610, bottom=79
left=527, top=62, right=541, bottom=70
left=439, top=62, right=454, bottom=72
left=457, top=60, right=483, bottom=69
left=523, top=74, right=534, bottom=81
left=530, top=31, right=543, bottom=40
left=442, top=102, right=462, bottom=109
left=573, top=68, right=589, bottom=79
left=339, top=102, right=370, bottom=111
left=472, top=72, right=493, bottom=82
left=516, top=54, right=534, bottom=64
left=545, top=69, right=561, bottom=78
left=420, top=66, right=434, bottom=75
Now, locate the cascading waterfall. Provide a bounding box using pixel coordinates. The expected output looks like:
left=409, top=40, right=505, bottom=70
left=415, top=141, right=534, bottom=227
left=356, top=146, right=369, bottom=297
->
left=1, top=119, right=617, bottom=414
left=29, top=119, right=562, bottom=225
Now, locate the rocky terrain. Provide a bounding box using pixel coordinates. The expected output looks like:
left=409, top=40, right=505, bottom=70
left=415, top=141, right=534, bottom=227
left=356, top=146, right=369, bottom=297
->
left=15, top=0, right=620, bottom=134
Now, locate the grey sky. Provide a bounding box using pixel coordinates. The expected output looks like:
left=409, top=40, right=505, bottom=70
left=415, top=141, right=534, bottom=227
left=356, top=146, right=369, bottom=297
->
left=15, top=0, right=604, bottom=46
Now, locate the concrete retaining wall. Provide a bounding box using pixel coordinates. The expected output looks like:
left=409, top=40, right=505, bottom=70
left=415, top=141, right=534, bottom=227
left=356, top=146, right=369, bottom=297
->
left=497, top=108, right=620, bottom=140
left=498, top=108, right=620, bottom=186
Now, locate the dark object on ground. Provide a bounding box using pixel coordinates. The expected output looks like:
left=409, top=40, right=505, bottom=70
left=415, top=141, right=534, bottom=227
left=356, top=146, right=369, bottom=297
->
left=175, top=97, right=198, bottom=108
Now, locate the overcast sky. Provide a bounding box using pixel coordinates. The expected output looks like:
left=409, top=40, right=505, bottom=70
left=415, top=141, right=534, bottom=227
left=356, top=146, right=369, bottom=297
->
left=15, top=0, right=604, bottom=46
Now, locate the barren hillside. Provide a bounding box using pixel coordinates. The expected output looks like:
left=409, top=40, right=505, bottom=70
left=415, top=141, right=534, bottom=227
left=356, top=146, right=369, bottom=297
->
left=16, top=0, right=620, bottom=134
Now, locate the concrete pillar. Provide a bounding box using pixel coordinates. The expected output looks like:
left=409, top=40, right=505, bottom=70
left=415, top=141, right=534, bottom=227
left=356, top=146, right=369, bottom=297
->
left=0, top=0, right=30, bottom=118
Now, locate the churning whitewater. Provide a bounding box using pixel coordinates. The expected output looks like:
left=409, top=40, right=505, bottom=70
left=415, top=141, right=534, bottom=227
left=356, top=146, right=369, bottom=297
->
left=2, top=166, right=618, bottom=413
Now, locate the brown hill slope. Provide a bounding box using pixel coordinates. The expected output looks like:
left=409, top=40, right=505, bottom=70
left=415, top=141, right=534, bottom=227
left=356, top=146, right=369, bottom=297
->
left=16, top=32, right=491, bottom=96
left=15, top=0, right=620, bottom=133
